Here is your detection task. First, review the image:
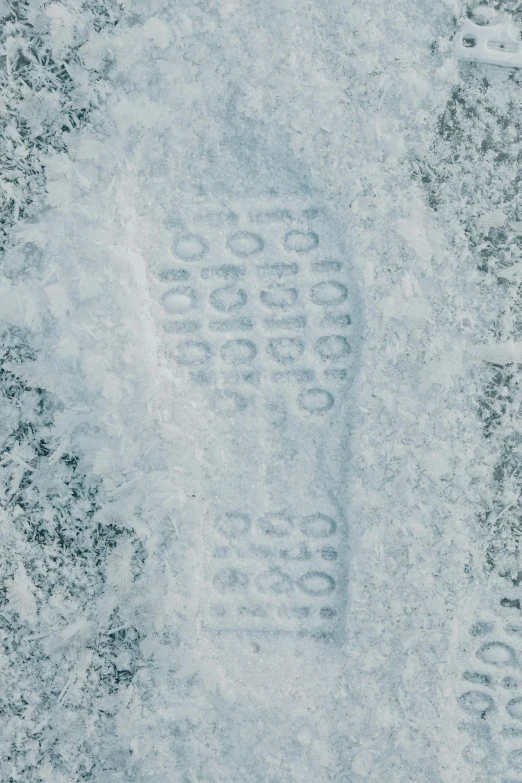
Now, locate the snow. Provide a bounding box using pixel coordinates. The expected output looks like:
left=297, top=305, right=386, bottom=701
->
left=3, top=0, right=522, bottom=781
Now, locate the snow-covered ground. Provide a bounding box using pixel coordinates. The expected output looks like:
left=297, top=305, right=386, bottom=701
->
left=2, top=0, right=522, bottom=781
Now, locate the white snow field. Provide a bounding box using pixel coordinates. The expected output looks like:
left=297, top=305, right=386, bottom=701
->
left=3, top=0, right=522, bottom=781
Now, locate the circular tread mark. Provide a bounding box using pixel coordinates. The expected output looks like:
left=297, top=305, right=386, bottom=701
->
left=176, top=340, right=212, bottom=366
left=258, top=513, right=293, bottom=537
left=476, top=642, right=516, bottom=666
left=310, top=281, right=348, bottom=306
left=267, top=337, right=305, bottom=364
left=298, top=388, right=334, bottom=413
left=210, top=286, right=248, bottom=313
left=227, top=232, right=264, bottom=257
left=162, top=286, right=196, bottom=314
left=220, top=339, right=257, bottom=364
left=297, top=571, right=336, bottom=597
left=458, top=690, right=495, bottom=715
left=315, top=335, right=351, bottom=360
left=300, top=513, right=336, bottom=538
left=283, top=230, right=319, bottom=253
left=174, top=234, right=208, bottom=261
left=215, top=512, right=251, bottom=538
left=213, top=390, right=249, bottom=414
left=254, top=568, right=293, bottom=595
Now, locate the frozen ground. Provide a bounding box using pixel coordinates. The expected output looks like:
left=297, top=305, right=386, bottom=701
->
left=2, top=0, right=522, bottom=781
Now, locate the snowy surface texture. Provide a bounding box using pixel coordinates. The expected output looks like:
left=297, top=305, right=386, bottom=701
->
left=3, top=0, right=522, bottom=781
